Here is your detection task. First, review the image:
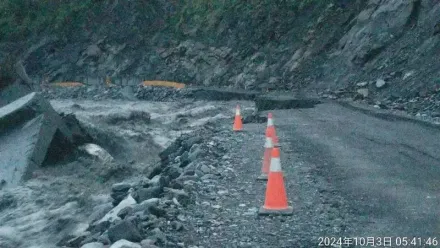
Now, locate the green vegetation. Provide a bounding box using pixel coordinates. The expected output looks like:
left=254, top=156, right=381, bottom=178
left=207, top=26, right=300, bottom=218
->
left=0, top=0, right=97, bottom=41
left=0, top=0, right=328, bottom=42
left=167, top=0, right=331, bottom=45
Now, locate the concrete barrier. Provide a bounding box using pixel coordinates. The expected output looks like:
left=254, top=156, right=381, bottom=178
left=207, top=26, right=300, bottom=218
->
left=0, top=92, right=90, bottom=187
left=255, top=95, right=322, bottom=111
left=186, top=87, right=259, bottom=101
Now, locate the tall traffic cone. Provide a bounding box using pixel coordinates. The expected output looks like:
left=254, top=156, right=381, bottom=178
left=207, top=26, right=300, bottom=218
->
left=257, top=128, right=273, bottom=181
left=258, top=146, right=293, bottom=215
left=266, top=113, right=280, bottom=147
left=233, top=105, right=243, bottom=131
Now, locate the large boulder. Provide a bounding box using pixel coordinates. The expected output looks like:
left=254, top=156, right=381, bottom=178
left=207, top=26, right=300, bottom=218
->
left=107, top=220, right=143, bottom=243
left=0, top=92, right=90, bottom=187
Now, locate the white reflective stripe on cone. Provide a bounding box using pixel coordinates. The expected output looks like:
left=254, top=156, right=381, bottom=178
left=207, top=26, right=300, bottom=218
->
left=264, top=137, right=273, bottom=148
left=269, top=157, right=282, bottom=172
left=267, top=118, right=274, bottom=126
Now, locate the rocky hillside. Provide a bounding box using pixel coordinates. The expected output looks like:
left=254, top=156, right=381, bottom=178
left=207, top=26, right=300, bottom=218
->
left=1, top=0, right=439, bottom=115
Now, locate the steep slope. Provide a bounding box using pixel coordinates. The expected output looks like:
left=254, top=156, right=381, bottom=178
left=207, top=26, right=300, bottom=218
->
left=1, top=0, right=439, bottom=116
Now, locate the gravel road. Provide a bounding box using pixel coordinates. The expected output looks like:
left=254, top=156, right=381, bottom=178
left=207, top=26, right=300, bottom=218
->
left=175, top=101, right=440, bottom=248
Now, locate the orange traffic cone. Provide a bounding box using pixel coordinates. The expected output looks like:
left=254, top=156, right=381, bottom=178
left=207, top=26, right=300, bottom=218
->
left=257, top=128, right=273, bottom=181
left=233, top=105, right=243, bottom=131
left=267, top=113, right=280, bottom=147
left=259, top=146, right=293, bottom=215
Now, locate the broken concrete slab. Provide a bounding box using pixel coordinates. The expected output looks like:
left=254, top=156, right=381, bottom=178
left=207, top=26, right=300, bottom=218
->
left=0, top=92, right=90, bottom=187
left=255, top=95, right=322, bottom=111
left=185, top=87, right=259, bottom=101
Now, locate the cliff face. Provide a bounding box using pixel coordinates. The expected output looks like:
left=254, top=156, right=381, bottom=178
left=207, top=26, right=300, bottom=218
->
left=1, top=0, right=439, bottom=114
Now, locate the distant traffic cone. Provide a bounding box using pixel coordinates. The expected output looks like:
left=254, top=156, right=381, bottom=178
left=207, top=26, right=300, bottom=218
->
left=266, top=113, right=280, bottom=147
left=233, top=105, right=243, bottom=131
left=257, top=128, right=273, bottom=181
left=259, top=146, right=293, bottom=215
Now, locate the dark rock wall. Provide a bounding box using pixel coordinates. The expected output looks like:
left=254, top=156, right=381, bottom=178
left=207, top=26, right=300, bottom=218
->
left=1, top=0, right=439, bottom=110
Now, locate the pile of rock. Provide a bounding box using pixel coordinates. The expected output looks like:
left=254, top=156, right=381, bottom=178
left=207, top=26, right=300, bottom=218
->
left=318, top=81, right=440, bottom=124
left=58, top=124, right=227, bottom=248
left=41, top=85, right=135, bottom=100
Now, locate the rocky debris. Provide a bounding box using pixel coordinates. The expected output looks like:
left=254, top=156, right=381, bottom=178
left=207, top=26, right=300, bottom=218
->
left=44, top=82, right=263, bottom=103
left=375, top=79, right=387, bottom=89
left=338, top=0, right=419, bottom=65
left=0, top=92, right=91, bottom=187
left=356, top=82, right=368, bottom=87
left=111, top=183, right=132, bottom=206
left=318, top=81, right=440, bottom=125
left=85, top=45, right=102, bottom=58
left=80, top=143, right=115, bottom=164
left=140, top=239, right=160, bottom=248
left=58, top=233, right=90, bottom=247
left=42, top=85, right=137, bottom=101
left=164, top=187, right=191, bottom=206
left=133, top=187, right=163, bottom=203
left=89, top=203, right=114, bottom=224
left=355, top=88, right=369, bottom=99
left=136, top=86, right=259, bottom=102
left=109, top=239, right=142, bottom=248
left=403, top=71, right=415, bottom=80
left=112, top=183, right=132, bottom=192
left=107, top=220, right=142, bottom=243
left=81, top=242, right=105, bottom=248
left=68, top=124, right=228, bottom=247
left=148, top=175, right=168, bottom=189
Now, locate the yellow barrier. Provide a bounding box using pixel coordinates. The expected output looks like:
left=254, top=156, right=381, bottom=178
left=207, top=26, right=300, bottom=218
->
left=50, top=82, right=85, bottom=87
left=142, top=80, right=185, bottom=89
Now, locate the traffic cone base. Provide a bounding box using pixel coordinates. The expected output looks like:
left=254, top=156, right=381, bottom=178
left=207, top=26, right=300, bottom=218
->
left=258, top=206, right=293, bottom=216
left=256, top=173, right=268, bottom=181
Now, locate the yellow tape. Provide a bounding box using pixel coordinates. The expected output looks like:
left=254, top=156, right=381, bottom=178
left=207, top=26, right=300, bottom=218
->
left=142, top=80, right=185, bottom=89
left=50, top=82, right=85, bottom=87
